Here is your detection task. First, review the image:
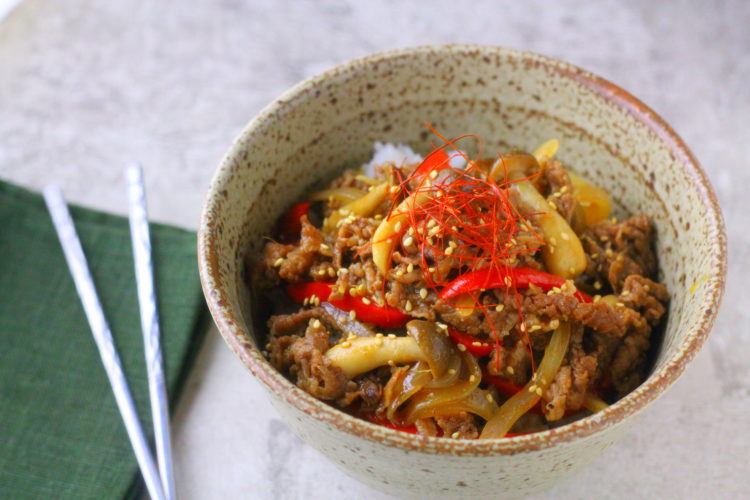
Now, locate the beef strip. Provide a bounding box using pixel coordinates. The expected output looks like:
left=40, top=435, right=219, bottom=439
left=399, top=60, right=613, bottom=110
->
left=435, top=412, right=479, bottom=439
left=267, top=318, right=348, bottom=400
left=581, top=215, right=658, bottom=291
left=543, top=160, right=576, bottom=224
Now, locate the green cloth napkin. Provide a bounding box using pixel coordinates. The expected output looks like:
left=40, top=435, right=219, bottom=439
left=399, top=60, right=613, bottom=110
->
left=0, top=180, right=208, bottom=499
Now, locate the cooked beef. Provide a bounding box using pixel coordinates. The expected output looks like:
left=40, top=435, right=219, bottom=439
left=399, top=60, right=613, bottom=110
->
left=435, top=412, right=479, bottom=439
left=582, top=215, right=658, bottom=291
left=543, top=160, right=576, bottom=224
left=258, top=151, right=670, bottom=437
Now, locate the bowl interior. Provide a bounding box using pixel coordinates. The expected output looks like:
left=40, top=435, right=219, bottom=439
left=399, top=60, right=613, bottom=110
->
left=199, top=45, right=725, bottom=447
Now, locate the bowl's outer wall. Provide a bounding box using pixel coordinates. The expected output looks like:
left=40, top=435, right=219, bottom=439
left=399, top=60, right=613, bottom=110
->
left=199, top=46, right=724, bottom=498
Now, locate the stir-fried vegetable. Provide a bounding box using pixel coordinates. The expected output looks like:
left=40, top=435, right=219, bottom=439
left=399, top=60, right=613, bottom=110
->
left=569, top=172, right=611, bottom=226
left=583, top=393, right=609, bottom=413
left=447, top=327, right=493, bottom=357
left=491, top=151, right=586, bottom=279
left=532, top=138, right=559, bottom=165
left=323, top=182, right=390, bottom=232
left=439, top=266, right=592, bottom=303
left=309, top=186, right=366, bottom=204
left=285, top=282, right=409, bottom=328
left=325, top=336, right=426, bottom=378
left=372, top=190, right=430, bottom=274
left=277, top=201, right=312, bottom=243
left=480, top=322, right=572, bottom=438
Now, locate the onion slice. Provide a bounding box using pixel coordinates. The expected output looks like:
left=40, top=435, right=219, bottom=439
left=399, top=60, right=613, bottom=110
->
left=480, top=322, right=572, bottom=438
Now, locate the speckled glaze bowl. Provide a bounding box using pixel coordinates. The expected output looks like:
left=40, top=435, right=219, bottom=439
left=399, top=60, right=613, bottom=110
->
left=198, top=45, right=726, bottom=498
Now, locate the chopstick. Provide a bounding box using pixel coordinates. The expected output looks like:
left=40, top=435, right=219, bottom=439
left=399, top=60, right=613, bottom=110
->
left=125, top=163, right=176, bottom=500
left=43, top=186, right=167, bottom=500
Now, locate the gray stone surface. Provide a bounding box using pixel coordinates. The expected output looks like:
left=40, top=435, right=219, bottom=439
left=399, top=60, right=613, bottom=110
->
left=1, top=1, right=748, bottom=498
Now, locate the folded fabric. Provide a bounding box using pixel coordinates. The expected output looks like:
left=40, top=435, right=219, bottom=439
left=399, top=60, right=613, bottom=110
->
left=0, top=180, right=208, bottom=499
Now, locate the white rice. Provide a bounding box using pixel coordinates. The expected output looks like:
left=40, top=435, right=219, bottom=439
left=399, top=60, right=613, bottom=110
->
left=362, top=141, right=468, bottom=177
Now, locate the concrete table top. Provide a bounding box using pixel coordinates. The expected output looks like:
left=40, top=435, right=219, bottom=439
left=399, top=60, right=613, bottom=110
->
left=1, top=1, right=748, bottom=498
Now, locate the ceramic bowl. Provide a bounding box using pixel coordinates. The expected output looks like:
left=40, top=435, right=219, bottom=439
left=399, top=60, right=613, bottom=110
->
left=198, top=45, right=726, bottom=498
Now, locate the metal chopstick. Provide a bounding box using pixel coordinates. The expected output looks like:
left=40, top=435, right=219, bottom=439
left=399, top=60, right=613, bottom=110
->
left=43, top=185, right=167, bottom=500
left=124, top=164, right=176, bottom=500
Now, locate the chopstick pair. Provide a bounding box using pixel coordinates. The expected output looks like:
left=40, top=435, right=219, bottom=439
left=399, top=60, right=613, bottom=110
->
left=43, top=164, right=175, bottom=500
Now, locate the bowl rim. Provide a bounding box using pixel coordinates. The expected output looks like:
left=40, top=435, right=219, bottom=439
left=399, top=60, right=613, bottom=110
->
left=198, top=44, right=727, bottom=455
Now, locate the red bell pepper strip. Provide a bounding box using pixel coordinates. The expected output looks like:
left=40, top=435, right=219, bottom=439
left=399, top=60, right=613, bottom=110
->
left=284, top=281, right=410, bottom=329
left=447, top=327, right=493, bottom=357
left=277, top=201, right=312, bottom=243
left=412, top=148, right=450, bottom=178
left=439, top=266, right=592, bottom=303
left=367, top=415, right=419, bottom=434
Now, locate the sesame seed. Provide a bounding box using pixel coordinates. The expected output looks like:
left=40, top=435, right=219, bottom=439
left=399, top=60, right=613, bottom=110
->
left=273, top=258, right=284, bottom=267
left=427, top=237, right=435, bottom=246
left=506, top=366, right=515, bottom=375
left=593, top=295, right=601, bottom=303
left=389, top=185, right=399, bottom=194
left=341, top=341, right=351, bottom=348
left=420, top=288, right=428, bottom=299
left=339, top=268, right=348, bottom=275
left=594, top=281, right=602, bottom=290
left=448, top=240, right=457, bottom=248
left=318, top=269, right=327, bottom=276
left=427, top=219, right=437, bottom=228
left=408, top=227, right=415, bottom=235
left=375, top=338, right=384, bottom=347
left=561, top=233, right=570, bottom=241
left=405, top=300, right=413, bottom=312
left=349, top=287, right=358, bottom=296
left=548, top=200, right=557, bottom=210
left=387, top=360, right=395, bottom=366
left=327, top=268, right=336, bottom=277
left=376, top=333, right=384, bottom=338
left=374, top=214, right=383, bottom=220
left=560, top=186, right=569, bottom=193
left=445, top=246, right=454, bottom=256
left=403, top=236, right=414, bottom=247
left=312, top=319, right=321, bottom=328
left=485, top=393, right=494, bottom=403
left=451, top=432, right=460, bottom=439
left=349, top=310, right=356, bottom=320
left=504, top=276, right=512, bottom=287
left=644, top=285, right=651, bottom=291
left=457, top=344, right=467, bottom=352
left=448, top=368, right=457, bottom=375
left=430, top=169, right=439, bottom=179
left=407, top=263, right=414, bottom=273
left=535, top=388, right=543, bottom=396
left=529, top=384, right=538, bottom=393
left=553, top=191, right=562, bottom=198
left=303, top=297, right=309, bottom=306
left=472, top=341, right=483, bottom=347
left=437, top=322, right=448, bottom=330
left=388, top=334, right=396, bottom=339
left=549, top=245, right=555, bottom=254
left=428, top=267, right=435, bottom=273
left=600, top=236, right=609, bottom=242
left=495, top=304, right=504, bottom=312
left=549, top=237, right=558, bottom=246
left=394, top=221, right=402, bottom=232
left=395, top=269, right=404, bottom=277
left=361, top=297, right=371, bottom=304
left=616, top=302, right=625, bottom=308
left=338, top=285, right=346, bottom=294
left=519, top=323, right=526, bottom=332
left=591, top=253, right=599, bottom=259
left=530, top=325, right=542, bottom=332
